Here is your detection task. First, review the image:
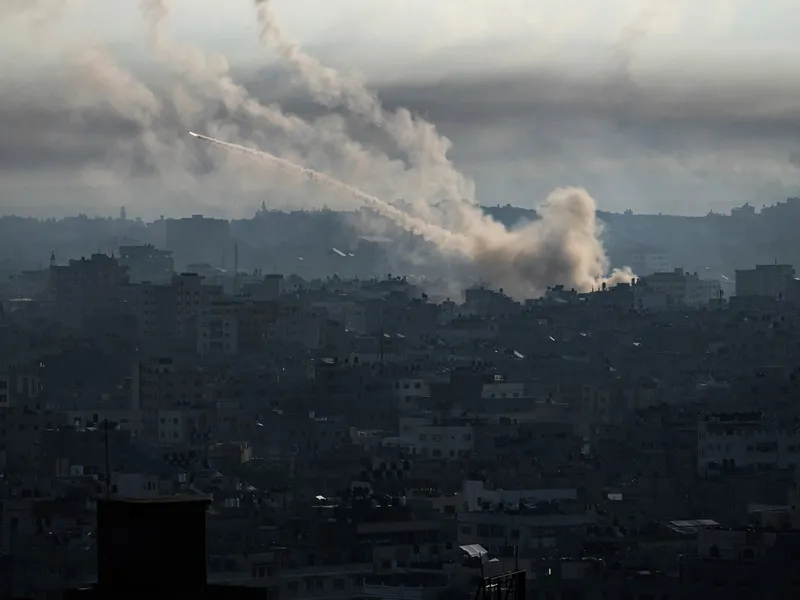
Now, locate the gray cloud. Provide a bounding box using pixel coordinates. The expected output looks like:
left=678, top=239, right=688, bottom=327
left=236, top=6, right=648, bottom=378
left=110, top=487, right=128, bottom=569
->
left=2, top=56, right=800, bottom=216
left=239, top=67, right=800, bottom=212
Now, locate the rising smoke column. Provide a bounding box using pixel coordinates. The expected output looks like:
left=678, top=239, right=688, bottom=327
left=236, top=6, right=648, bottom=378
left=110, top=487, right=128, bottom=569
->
left=611, top=0, right=691, bottom=91
left=251, top=0, right=633, bottom=297
left=140, top=0, right=434, bottom=210
left=190, top=131, right=633, bottom=299
left=252, top=0, right=475, bottom=221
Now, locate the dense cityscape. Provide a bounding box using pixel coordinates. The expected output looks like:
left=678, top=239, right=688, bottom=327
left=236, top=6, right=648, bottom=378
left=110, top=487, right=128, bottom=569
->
left=1, top=201, right=800, bottom=598
left=4, top=1, right=800, bottom=599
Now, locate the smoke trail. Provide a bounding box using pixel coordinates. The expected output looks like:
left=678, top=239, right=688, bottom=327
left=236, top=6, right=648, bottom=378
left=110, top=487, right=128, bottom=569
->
left=251, top=1, right=634, bottom=296
left=252, top=0, right=476, bottom=217
left=188, top=131, right=466, bottom=251
left=139, top=0, right=303, bottom=136
left=611, top=0, right=690, bottom=89
left=191, top=131, right=633, bottom=298
left=140, top=0, right=436, bottom=210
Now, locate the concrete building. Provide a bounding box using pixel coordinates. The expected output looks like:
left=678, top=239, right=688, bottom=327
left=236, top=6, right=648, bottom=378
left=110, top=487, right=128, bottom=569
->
left=679, top=527, right=800, bottom=599
left=48, top=254, right=129, bottom=330
left=197, top=301, right=239, bottom=356
left=241, top=273, right=283, bottom=301
left=629, top=252, right=673, bottom=276
left=697, top=412, right=800, bottom=477
left=639, top=268, right=721, bottom=308
left=118, top=244, right=174, bottom=284
left=173, top=273, right=224, bottom=340
left=165, top=215, right=232, bottom=270
left=398, top=415, right=474, bottom=459
left=735, top=263, right=796, bottom=299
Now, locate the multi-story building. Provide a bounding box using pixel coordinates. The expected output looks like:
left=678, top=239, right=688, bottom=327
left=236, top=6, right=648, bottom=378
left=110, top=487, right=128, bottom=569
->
left=173, top=273, right=224, bottom=340
left=697, top=412, right=800, bottom=477
left=47, top=254, right=129, bottom=330
left=398, top=415, right=474, bottom=459
left=134, top=357, right=216, bottom=444
left=628, top=251, right=673, bottom=276
left=638, top=268, right=721, bottom=308
left=197, top=302, right=239, bottom=356
left=735, top=263, right=797, bottom=299
left=679, top=527, right=800, bottom=599
left=165, top=215, right=231, bottom=270
left=393, top=377, right=432, bottom=412
left=118, top=244, right=174, bottom=284
left=129, top=282, right=177, bottom=342
left=157, top=408, right=210, bottom=447
left=241, top=274, right=283, bottom=301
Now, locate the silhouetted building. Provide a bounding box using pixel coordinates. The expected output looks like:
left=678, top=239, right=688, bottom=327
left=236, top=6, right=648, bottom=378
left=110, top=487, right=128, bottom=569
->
left=64, top=496, right=266, bottom=599
left=165, top=215, right=231, bottom=271
left=735, top=264, right=796, bottom=299
left=118, top=245, right=174, bottom=284
left=48, top=254, right=129, bottom=330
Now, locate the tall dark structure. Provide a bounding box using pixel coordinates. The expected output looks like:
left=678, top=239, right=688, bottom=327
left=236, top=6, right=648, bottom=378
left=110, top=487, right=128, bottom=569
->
left=96, top=498, right=209, bottom=593
left=165, top=215, right=232, bottom=271
left=65, top=497, right=264, bottom=599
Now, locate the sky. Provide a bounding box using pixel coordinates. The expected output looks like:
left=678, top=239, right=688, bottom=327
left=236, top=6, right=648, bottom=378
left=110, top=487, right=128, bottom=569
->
left=1, top=0, right=800, bottom=218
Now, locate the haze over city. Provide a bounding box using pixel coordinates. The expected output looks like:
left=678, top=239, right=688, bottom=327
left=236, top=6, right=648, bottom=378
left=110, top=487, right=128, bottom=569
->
left=6, top=3, right=800, bottom=599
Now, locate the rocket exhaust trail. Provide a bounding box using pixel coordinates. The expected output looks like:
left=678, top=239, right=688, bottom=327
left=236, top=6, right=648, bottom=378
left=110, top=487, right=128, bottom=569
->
left=187, top=132, right=467, bottom=252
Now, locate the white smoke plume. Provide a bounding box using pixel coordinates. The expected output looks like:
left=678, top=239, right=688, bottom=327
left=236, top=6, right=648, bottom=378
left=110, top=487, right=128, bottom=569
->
left=253, top=0, right=476, bottom=220
left=611, top=0, right=690, bottom=90
left=189, top=132, right=466, bottom=250
left=138, top=0, right=443, bottom=211
left=5, top=0, right=635, bottom=299
left=251, top=0, right=634, bottom=298
left=191, top=131, right=634, bottom=299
